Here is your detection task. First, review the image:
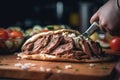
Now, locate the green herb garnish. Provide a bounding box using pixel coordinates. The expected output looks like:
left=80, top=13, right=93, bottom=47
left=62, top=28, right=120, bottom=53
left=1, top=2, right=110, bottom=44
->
left=75, top=69, right=79, bottom=72
left=0, top=64, right=8, bottom=66
left=55, top=66, right=62, bottom=70
left=101, top=65, right=108, bottom=70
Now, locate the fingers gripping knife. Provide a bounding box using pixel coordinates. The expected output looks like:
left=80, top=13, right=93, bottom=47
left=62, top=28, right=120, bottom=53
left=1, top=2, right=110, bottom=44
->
left=79, top=22, right=99, bottom=39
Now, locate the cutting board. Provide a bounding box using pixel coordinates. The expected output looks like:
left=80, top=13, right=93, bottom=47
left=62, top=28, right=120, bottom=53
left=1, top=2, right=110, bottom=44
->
left=0, top=53, right=118, bottom=80
left=104, top=49, right=120, bottom=56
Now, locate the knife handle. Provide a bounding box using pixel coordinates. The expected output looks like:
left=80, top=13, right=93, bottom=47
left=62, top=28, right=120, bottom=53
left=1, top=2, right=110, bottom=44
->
left=85, top=22, right=99, bottom=36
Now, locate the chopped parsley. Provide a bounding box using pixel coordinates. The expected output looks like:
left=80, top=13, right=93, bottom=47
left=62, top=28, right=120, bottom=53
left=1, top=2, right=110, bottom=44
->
left=101, top=65, right=108, bottom=70
left=55, top=66, right=62, bottom=70
left=0, top=64, right=8, bottom=66
left=75, top=69, right=79, bottom=72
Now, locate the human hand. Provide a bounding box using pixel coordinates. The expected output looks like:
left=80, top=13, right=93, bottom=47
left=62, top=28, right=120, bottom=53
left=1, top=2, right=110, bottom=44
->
left=90, top=0, right=120, bottom=36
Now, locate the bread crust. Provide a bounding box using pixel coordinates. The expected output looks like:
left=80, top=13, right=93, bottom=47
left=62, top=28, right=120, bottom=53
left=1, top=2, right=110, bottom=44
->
left=17, top=53, right=113, bottom=63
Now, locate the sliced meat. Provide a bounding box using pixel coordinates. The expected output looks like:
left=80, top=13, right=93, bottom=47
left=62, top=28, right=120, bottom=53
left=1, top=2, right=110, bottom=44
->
left=80, top=40, right=93, bottom=56
left=51, top=42, right=74, bottom=55
left=32, top=35, right=50, bottom=53
left=96, top=42, right=103, bottom=55
left=22, top=43, right=34, bottom=51
left=54, top=50, right=89, bottom=60
left=39, top=34, right=62, bottom=54
left=72, top=50, right=85, bottom=59
left=59, top=52, right=75, bottom=59
left=79, top=54, right=90, bottom=59
left=62, top=36, right=73, bottom=43
left=87, top=40, right=98, bottom=56
left=88, top=40, right=103, bottom=57
left=21, top=29, right=104, bottom=61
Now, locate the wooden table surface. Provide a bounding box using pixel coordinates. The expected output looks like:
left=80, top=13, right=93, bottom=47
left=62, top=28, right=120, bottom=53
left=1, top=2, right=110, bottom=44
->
left=0, top=53, right=118, bottom=80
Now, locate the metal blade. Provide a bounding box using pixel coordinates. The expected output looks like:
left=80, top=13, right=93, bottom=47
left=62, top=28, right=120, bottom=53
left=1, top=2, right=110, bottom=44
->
left=80, top=22, right=99, bottom=39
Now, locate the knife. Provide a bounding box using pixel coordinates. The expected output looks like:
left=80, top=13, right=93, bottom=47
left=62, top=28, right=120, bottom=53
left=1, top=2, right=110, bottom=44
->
left=79, top=22, right=99, bottom=39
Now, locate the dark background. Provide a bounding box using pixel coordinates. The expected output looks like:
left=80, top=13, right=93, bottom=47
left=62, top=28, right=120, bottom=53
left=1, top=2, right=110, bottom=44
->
left=0, top=0, right=107, bottom=31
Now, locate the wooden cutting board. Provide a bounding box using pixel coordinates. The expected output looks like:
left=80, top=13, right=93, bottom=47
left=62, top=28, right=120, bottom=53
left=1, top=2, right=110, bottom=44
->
left=0, top=54, right=118, bottom=80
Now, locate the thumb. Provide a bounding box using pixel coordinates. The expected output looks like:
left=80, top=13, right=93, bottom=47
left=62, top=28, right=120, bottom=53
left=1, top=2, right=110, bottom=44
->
left=90, top=11, right=99, bottom=24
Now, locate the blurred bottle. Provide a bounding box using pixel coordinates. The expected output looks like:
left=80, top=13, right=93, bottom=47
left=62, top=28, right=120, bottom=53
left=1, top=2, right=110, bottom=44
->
left=79, top=2, right=93, bottom=33
left=69, top=12, right=80, bottom=27
left=56, top=1, right=63, bottom=24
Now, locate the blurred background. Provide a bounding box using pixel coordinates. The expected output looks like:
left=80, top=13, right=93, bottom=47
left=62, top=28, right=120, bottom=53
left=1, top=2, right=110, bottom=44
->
left=0, top=0, right=107, bottom=32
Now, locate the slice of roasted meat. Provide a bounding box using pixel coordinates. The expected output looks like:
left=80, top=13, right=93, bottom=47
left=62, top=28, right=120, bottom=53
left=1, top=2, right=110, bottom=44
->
left=87, top=40, right=103, bottom=57
left=39, top=34, right=63, bottom=54
left=51, top=42, right=74, bottom=55
left=80, top=40, right=93, bottom=57
left=32, top=35, right=50, bottom=53
left=51, top=36, right=74, bottom=55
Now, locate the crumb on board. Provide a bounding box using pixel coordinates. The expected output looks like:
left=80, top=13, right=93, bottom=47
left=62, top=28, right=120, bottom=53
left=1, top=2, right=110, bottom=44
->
left=14, top=63, right=36, bottom=70
left=65, top=65, right=72, bottom=69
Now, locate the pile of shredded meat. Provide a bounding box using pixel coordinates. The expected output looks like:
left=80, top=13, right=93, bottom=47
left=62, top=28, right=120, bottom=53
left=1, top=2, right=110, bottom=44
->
left=21, top=29, right=105, bottom=60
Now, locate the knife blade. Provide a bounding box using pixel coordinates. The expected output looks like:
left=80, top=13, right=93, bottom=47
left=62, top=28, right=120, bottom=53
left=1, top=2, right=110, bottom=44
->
left=79, top=22, right=99, bottom=39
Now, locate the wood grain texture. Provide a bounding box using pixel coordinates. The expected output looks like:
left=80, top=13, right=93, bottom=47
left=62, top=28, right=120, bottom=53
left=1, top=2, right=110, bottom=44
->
left=104, top=49, right=120, bottom=56
left=0, top=54, right=117, bottom=80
